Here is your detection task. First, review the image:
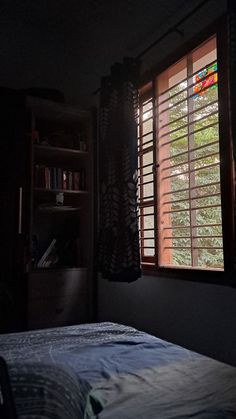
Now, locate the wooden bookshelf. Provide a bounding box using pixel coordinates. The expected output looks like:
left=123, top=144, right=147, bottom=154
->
left=28, top=96, right=93, bottom=329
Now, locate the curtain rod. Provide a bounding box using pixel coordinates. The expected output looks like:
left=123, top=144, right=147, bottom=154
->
left=93, top=0, right=211, bottom=95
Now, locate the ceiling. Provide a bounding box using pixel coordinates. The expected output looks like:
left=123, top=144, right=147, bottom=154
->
left=0, top=0, right=226, bottom=106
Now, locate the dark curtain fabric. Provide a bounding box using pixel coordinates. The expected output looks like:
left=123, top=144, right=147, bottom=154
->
left=228, top=0, right=236, bottom=271
left=98, top=57, right=141, bottom=282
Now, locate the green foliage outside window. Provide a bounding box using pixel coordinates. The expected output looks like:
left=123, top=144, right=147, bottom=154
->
left=167, top=77, right=223, bottom=268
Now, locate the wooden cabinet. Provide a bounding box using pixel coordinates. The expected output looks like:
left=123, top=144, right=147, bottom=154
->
left=0, top=89, right=28, bottom=332
left=0, top=90, right=94, bottom=332
left=28, top=268, right=87, bottom=329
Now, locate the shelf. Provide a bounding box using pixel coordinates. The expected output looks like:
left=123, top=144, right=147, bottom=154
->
left=36, top=204, right=81, bottom=212
left=32, top=267, right=87, bottom=273
left=34, top=144, right=88, bottom=162
left=34, top=187, right=88, bottom=195
left=27, top=96, right=90, bottom=122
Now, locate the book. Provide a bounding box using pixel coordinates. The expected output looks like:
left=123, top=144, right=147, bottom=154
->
left=73, top=171, right=80, bottom=190
left=37, top=239, right=57, bottom=267
left=80, top=168, right=86, bottom=190
left=68, top=171, right=73, bottom=190
left=45, top=167, right=51, bottom=189
left=53, top=167, right=57, bottom=189
left=62, top=170, right=67, bottom=189
left=57, top=168, right=62, bottom=189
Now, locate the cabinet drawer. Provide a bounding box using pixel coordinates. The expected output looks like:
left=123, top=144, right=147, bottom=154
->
left=29, top=268, right=87, bottom=299
left=28, top=293, right=87, bottom=330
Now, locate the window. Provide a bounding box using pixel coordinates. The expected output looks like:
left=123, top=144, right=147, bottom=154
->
left=138, top=34, right=233, bottom=276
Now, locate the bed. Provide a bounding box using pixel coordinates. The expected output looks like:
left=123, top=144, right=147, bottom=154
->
left=0, top=322, right=236, bottom=418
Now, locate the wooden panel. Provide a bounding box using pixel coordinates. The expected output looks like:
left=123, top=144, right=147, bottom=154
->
left=28, top=293, right=87, bottom=330
left=28, top=268, right=87, bottom=299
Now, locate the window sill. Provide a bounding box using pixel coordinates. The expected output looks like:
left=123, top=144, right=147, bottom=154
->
left=141, top=264, right=236, bottom=287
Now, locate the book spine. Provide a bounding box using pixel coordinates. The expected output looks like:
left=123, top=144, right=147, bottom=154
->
left=45, top=167, right=51, bottom=189
left=57, top=168, right=62, bottom=189
left=73, top=171, right=80, bottom=190
left=34, top=164, right=39, bottom=187
left=80, top=168, right=86, bottom=190
left=68, top=171, right=73, bottom=190
left=53, top=167, right=57, bottom=189
left=62, top=170, right=67, bottom=189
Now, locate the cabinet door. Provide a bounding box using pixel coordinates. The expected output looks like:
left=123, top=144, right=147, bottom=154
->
left=0, top=90, right=30, bottom=332
left=28, top=268, right=88, bottom=329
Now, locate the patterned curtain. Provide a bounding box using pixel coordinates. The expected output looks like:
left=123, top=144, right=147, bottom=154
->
left=228, top=0, right=236, bottom=271
left=98, top=58, right=141, bottom=282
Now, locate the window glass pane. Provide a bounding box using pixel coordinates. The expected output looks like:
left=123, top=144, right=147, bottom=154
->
left=195, top=237, right=223, bottom=247
left=192, top=86, right=218, bottom=110
left=191, top=141, right=219, bottom=160
left=143, top=206, right=154, bottom=215
left=141, top=173, right=154, bottom=184
left=193, top=102, right=218, bottom=121
left=191, top=154, right=220, bottom=171
left=138, top=165, right=153, bottom=178
left=143, top=230, right=155, bottom=238
left=143, top=119, right=153, bottom=135
left=194, top=164, right=220, bottom=187
left=191, top=183, right=221, bottom=198
left=172, top=249, right=192, bottom=266
left=158, top=57, right=187, bottom=94
left=143, top=238, right=155, bottom=247
left=170, top=199, right=189, bottom=211
left=159, top=102, right=188, bottom=128
left=143, top=109, right=153, bottom=120
left=143, top=183, right=154, bottom=198
left=191, top=194, right=221, bottom=209
left=167, top=189, right=189, bottom=201
left=142, top=151, right=153, bottom=166
left=161, top=248, right=192, bottom=266
left=140, top=133, right=153, bottom=151
left=192, top=125, right=219, bottom=150
left=165, top=162, right=189, bottom=177
left=191, top=112, right=218, bottom=133
left=197, top=249, right=224, bottom=268
left=195, top=206, right=222, bottom=225
left=172, top=237, right=191, bottom=247
left=142, top=165, right=153, bottom=176
left=173, top=227, right=190, bottom=237
left=169, top=137, right=188, bottom=155
left=170, top=173, right=189, bottom=191
left=143, top=100, right=152, bottom=113
left=192, top=37, right=217, bottom=74
left=196, top=225, right=222, bottom=235
left=144, top=248, right=155, bottom=256
left=143, top=214, right=154, bottom=229
left=167, top=210, right=190, bottom=227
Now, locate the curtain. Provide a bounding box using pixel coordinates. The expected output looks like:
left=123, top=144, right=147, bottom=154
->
left=228, top=0, right=236, bottom=271
left=98, top=57, right=141, bottom=282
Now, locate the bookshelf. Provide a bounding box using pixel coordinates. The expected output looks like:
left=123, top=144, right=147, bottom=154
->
left=0, top=90, right=94, bottom=332
left=27, top=96, right=93, bottom=330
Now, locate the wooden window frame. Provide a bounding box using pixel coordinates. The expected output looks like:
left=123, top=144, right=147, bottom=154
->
left=138, top=17, right=235, bottom=286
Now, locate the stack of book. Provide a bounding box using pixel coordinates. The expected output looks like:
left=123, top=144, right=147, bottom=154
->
left=34, top=166, right=86, bottom=191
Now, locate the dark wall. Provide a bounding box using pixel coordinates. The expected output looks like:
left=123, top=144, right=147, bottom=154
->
left=98, top=275, right=236, bottom=366
left=0, top=0, right=226, bottom=106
